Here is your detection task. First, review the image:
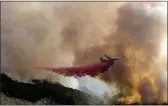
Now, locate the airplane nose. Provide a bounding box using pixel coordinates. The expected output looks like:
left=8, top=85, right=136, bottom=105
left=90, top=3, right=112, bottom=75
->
left=111, top=57, right=121, bottom=60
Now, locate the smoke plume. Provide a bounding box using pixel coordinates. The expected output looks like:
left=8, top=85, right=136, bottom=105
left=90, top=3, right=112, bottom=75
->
left=1, top=2, right=167, bottom=104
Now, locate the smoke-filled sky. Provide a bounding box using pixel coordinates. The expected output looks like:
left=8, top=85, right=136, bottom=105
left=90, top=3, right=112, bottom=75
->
left=1, top=2, right=167, bottom=104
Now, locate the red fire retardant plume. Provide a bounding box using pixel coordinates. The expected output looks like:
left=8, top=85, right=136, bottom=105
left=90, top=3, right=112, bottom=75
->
left=37, top=56, right=120, bottom=77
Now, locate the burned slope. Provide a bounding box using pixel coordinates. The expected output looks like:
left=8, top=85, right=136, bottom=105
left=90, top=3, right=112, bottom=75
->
left=0, top=73, right=104, bottom=105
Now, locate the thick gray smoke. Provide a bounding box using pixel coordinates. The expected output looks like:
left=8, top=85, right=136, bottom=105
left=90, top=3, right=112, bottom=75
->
left=1, top=2, right=167, bottom=104
left=1, top=1, right=122, bottom=91
left=1, top=2, right=83, bottom=88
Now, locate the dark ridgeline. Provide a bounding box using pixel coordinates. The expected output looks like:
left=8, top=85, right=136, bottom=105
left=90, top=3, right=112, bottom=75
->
left=0, top=73, right=104, bottom=105
left=1, top=73, right=167, bottom=105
